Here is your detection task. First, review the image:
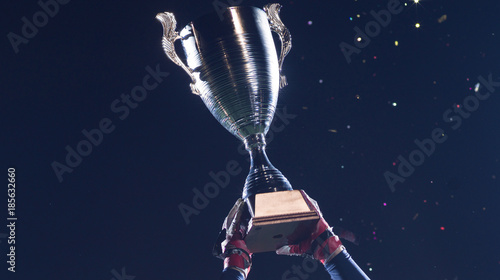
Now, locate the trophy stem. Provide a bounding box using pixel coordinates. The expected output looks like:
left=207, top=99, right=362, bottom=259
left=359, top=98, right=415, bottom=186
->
left=242, top=133, right=292, bottom=199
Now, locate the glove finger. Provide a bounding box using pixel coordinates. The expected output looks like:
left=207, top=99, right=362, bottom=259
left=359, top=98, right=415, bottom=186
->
left=223, top=198, right=245, bottom=231
left=276, top=244, right=302, bottom=256
left=299, top=190, right=324, bottom=218
left=226, top=199, right=246, bottom=239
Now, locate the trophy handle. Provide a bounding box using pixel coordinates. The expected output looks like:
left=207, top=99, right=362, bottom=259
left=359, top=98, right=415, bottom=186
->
left=264, top=3, right=292, bottom=89
left=156, top=12, right=200, bottom=95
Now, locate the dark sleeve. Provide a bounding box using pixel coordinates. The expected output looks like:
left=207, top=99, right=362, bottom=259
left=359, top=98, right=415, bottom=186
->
left=324, top=249, right=371, bottom=280
left=219, top=268, right=245, bottom=280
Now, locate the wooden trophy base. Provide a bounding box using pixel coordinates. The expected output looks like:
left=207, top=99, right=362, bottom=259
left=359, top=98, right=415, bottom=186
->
left=245, top=190, right=320, bottom=253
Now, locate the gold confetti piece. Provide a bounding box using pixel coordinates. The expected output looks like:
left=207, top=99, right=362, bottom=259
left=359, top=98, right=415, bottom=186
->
left=394, top=40, right=399, bottom=46
left=474, top=83, right=480, bottom=92
left=328, top=129, right=337, bottom=133
left=438, top=14, right=447, bottom=23
left=302, top=106, right=308, bottom=110
left=413, top=213, right=419, bottom=220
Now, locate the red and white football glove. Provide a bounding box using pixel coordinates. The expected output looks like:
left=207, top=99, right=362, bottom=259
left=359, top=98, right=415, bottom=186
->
left=213, top=199, right=252, bottom=278
left=276, top=190, right=345, bottom=264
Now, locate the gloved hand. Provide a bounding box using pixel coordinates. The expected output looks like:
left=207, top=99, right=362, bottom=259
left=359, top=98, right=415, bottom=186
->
left=213, top=199, right=252, bottom=279
left=276, top=190, right=344, bottom=264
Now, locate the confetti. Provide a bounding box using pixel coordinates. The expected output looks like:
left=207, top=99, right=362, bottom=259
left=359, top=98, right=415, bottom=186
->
left=394, top=40, right=399, bottom=46
left=413, top=213, right=419, bottom=220
left=437, top=14, right=447, bottom=23
left=474, top=83, right=480, bottom=92
left=337, top=227, right=360, bottom=245
left=415, top=23, right=421, bottom=28
left=328, top=129, right=337, bottom=133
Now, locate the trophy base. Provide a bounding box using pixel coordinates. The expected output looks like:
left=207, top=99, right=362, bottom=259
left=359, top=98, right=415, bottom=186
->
left=245, top=190, right=320, bottom=253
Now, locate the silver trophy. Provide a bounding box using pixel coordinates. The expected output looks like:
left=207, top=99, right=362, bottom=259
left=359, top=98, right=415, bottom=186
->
left=157, top=3, right=319, bottom=253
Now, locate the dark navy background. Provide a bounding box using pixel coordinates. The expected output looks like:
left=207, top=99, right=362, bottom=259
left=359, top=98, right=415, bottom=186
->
left=1, top=0, right=499, bottom=279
